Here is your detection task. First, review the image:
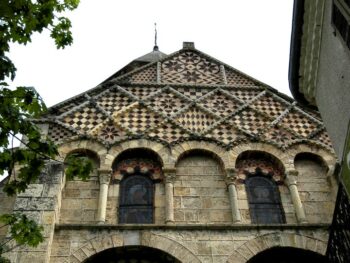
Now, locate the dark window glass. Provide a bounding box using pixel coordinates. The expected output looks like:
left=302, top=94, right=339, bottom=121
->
left=246, top=176, right=285, bottom=224
left=344, top=0, right=350, bottom=9
left=332, top=2, right=350, bottom=49
left=119, top=175, right=154, bottom=224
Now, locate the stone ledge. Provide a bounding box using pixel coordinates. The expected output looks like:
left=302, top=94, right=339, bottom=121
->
left=55, top=223, right=330, bottom=231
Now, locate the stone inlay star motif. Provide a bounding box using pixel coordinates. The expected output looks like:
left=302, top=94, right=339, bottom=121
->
left=183, top=71, right=201, bottom=82
left=101, top=126, right=119, bottom=141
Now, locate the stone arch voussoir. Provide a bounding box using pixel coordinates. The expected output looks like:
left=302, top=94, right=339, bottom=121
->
left=105, top=139, right=170, bottom=169
left=65, top=231, right=200, bottom=263
left=226, top=232, right=328, bottom=263
left=58, top=139, right=107, bottom=163
left=172, top=141, right=233, bottom=169
left=231, top=142, right=290, bottom=171
left=288, top=143, right=337, bottom=173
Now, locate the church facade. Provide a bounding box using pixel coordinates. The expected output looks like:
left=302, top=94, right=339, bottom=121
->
left=1, top=42, right=337, bottom=262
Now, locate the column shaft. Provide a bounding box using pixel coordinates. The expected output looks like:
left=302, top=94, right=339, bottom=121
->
left=97, top=171, right=111, bottom=224
left=165, top=181, right=174, bottom=223
left=285, top=170, right=307, bottom=223
left=163, top=168, right=176, bottom=224
left=228, top=183, right=241, bottom=223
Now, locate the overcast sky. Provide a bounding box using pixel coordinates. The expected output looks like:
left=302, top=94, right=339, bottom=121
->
left=8, top=0, right=294, bottom=107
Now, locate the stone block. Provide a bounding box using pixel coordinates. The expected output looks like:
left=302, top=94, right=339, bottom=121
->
left=17, top=184, right=43, bottom=197
left=182, top=197, right=201, bottom=208
left=198, top=210, right=210, bottom=222
left=51, top=240, right=71, bottom=256
left=210, top=240, right=233, bottom=255
left=16, top=252, right=48, bottom=263
left=154, top=196, right=165, bottom=207
left=13, top=198, right=28, bottom=211
left=26, top=197, right=55, bottom=211
left=185, top=210, right=199, bottom=222
left=211, top=197, right=230, bottom=208
left=174, top=187, right=190, bottom=196
left=209, top=210, right=231, bottom=222
left=82, top=199, right=98, bottom=210
left=82, top=209, right=96, bottom=222
left=196, top=241, right=212, bottom=255
left=42, top=211, right=55, bottom=225
left=63, top=189, right=80, bottom=198
left=50, top=256, right=68, bottom=263
left=123, top=231, right=140, bottom=246
left=174, top=210, right=185, bottom=221
left=238, top=200, right=249, bottom=209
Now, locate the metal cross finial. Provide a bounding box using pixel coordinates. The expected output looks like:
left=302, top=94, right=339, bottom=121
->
left=154, top=23, right=159, bottom=51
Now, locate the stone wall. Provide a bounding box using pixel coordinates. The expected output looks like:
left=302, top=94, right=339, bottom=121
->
left=0, top=182, right=16, bottom=242
left=60, top=173, right=99, bottom=224
left=295, top=156, right=335, bottom=223
left=49, top=227, right=329, bottom=263
left=4, top=163, right=64, bottom=263
left=174, top=153, right=230, bottom=224
left=2, top=139, right=338, bottom=262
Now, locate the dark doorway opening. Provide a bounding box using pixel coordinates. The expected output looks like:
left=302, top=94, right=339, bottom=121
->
left=247, top=246, right=328, bottom=263
left=83, top=246, right=181, bottom=263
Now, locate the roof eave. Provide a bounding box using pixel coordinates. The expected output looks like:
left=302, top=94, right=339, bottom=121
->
left=288, top=0, right=317, bottom=110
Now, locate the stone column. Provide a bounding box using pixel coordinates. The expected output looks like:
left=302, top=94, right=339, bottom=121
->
left=225, top=168, right=241, bottom=223
left=97, top=169, right=111, bottom=224
left=163, top=168, right=176, bottom=224
left=285, top=169, right=307, bottom=223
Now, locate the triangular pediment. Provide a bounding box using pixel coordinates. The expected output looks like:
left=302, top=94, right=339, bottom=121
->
left=40, top=45, right=332, bottom=152
left=109, top=48, right=263, bottom=87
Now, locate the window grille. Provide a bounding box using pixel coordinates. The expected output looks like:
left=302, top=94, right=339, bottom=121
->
left=246, top=176, right=285, bottom=224
left=332, top=1, right=350, bottom=49
left=119, top=174, right=154, bottom=224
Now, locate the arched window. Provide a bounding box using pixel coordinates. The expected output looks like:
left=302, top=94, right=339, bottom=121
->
left=119, top=174, right=154, bottom=224
left=246, top=176, right=285, bottom=224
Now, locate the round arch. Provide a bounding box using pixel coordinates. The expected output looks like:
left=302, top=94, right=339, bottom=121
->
left=289, top=143, right=337, bottom=177
left=234, top=149, right=286, bottom=182
left=83, top=246, right=181, bottom=263
left=246, top=246, right=327, bottom=263
left=226, top=232, right=328, bottom=263
left=172, top=141, right=232, bottom=169
left=58, top=139, right=107, bottom=163
left=106, top=139, right=169, bottom=168
left=65, top=232, right=201, bottom=263
left=231, top=143, right=291, bottom=170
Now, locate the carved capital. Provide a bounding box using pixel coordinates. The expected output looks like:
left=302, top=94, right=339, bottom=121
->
left=163, top=167, right=176, bottom=183
left=98, top=169, right=112, bottom=185
left=284, top=169, right=298, bottom=185
left=225, top=168, right=238, bottom=185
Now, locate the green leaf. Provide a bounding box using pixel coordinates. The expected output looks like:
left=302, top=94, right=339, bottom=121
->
left=65, top=153, right=94, bottom=181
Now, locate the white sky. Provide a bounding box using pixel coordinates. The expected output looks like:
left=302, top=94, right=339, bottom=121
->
left=8, top=0, right=294, bottom=107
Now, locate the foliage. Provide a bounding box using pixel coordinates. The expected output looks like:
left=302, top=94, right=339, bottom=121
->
left=0, top=0, right=93, bottom=260
left=0, top=213, right=43, bottom=249
left=0, top=0, right=80, bottom=81
left=65, top=153, right=94, bottom=181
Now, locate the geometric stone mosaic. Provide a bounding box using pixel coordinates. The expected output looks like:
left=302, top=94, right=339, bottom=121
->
left=161, top=51, right=222, bottom=85
left=43, top=47, right=333, bottom=152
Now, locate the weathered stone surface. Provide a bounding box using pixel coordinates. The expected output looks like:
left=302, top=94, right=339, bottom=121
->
left=17, top=184, right=44, bottom=197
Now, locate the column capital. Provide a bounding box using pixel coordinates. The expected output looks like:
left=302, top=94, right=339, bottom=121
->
left=284, top=169, right=298, bottom=185
left=98, top=169, right=112, bottom=185
left=225, top=168, right=238, bottom=185
left=163, top=167, right=176, bottom=183
left=285, top=169, right=299, bottom=177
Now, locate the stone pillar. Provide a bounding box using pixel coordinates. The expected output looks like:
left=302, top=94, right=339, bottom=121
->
left=4, top=162, right=64, bottom=263
left=285, top=169, right=307, bottom=223
left=163, top=168, right=176, bottom=224
left=225, top=168, right=241, bottom=223
left=97, top=169, right=111, bottom=224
